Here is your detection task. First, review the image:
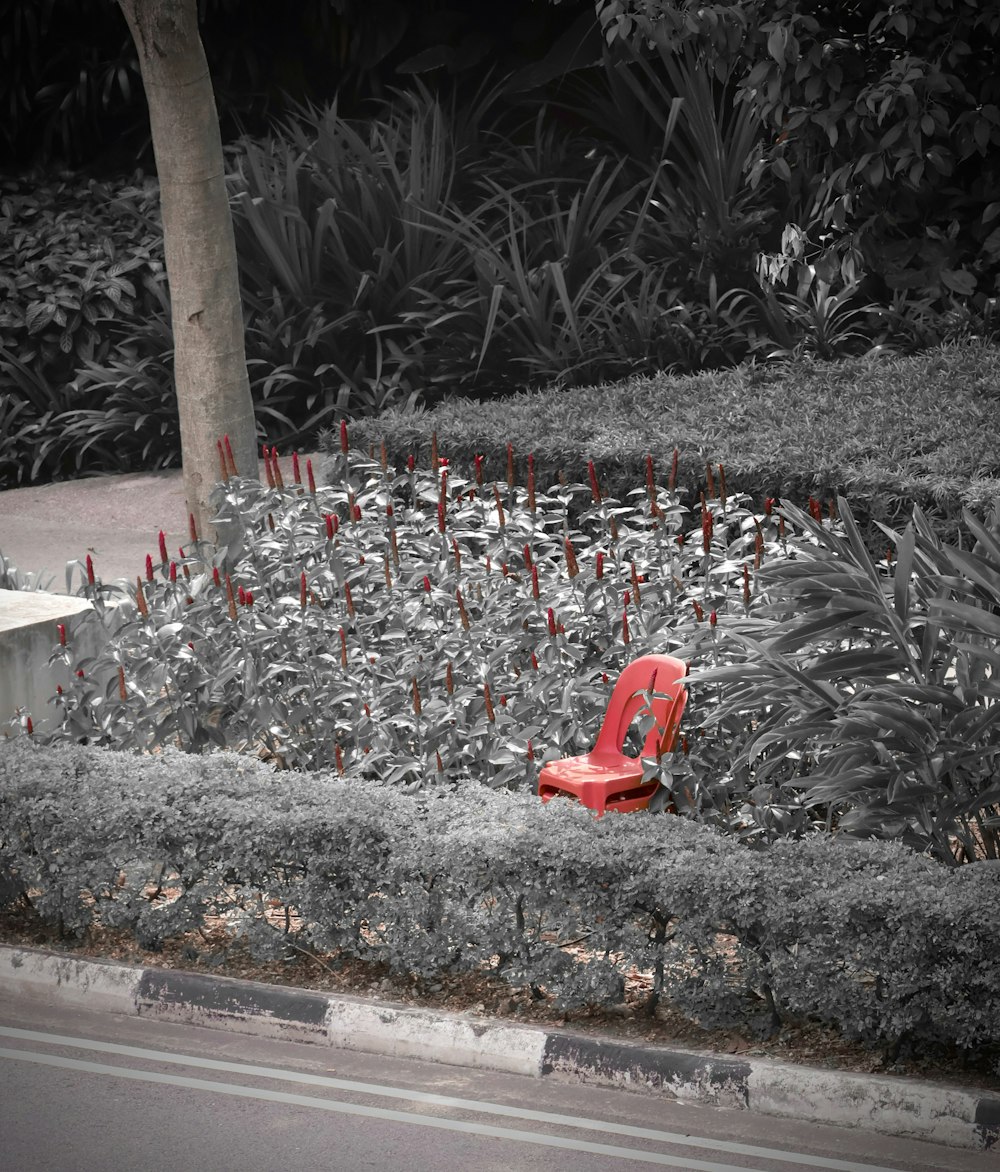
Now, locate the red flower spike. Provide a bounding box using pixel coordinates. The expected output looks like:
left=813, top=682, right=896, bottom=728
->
left=117, top=665, right=127, bottom=702
left=446, top=662, right=454, bottom=694
left=499, top=693, right=508, bottom=707
left=502, top=562, right=509, bottom=578
left=225, top=574, right=238, bottom=621
left=135, top=578, right=149, bottom=618
left=587, top=460, right=602, bottom=503
left=531, top=565, right=539, bottom=600
left=386, top=504, right=394, bottom=519
left=451, top=538, right=461, bottom=574
left=531, top=652, right=539, bottom=671
left=407, top=454, right=415, bottom=473
left=677, top=532, right=685, bottom=547
left=238, top=585, right=246, bottom=605
left=493, top=484, right=505, bottom=528
left=379, top=441, right=388, bottom=472
left=169, top=561, right=177, bottom=584
left=564, top=538, right=579, bottom=579
left=645, top=453, right=655, bottom=496
left=547, top=607, right=557, bottom=637
left=484, top=682, right=495, bottom=722
left=436, top=750, right=444, bottom=775
left=412, top=678, right=422, bottom=717
left=526, top=740, right=535, bottom=762
left=682, top=735, right=690, bottom=755
left=743, top=564, right=751, bottom=606
left=86, top=554, right=95, bottom=585
left=596, top=551, right=604, bottom=579
left=485, top=555, right=492, bottom=574
left=188, top=513, right=198, bottom=543
left=76, top=669, right=85, bottom=678
left=630, top=560, right=641, bottom=603
left=57, top=623, right=66, bottom=646
left=292, top=452, right=302, bottom=485
left=324, top=514, right=335, bottom=540
left=340, top=419, right=349, bottom=455
left=506, top=442, right=515, bottom=489
left=56, top=685, right=63, bottom=696
left=217, top=439, right=229, bottom=482
left=335, top=744, right=345, bottom=776
left=702, top=510, right=714, bottom=554
left=765, top=497, right=775, bottom=516
left=669, top=447, right=679, bottom=491
left=719, top=464, right=727, bottom=507
left=364, top=703, right=371, bottom=718
left=692, top=599, right=704, bottom=622
left=710, top=609, right=718, bottom=627
left=624, top=589, right=631, bottom=607
left=212, top=566, right=222, bottom=588
left=423, top=575, right=432, bottom=593
left=263, top=445, right=275, bottom=488
left=474, top=453, right=484, bottom=485
left=223, top=434, right=238, bottom=477
left=437, top=498, right=446, bottom=533
left=622, top=609, right=630, bottom=645
left=353, top=504, right=362, bottom=522
left=156, top=530, right=167, bottom=564
left=809, top=496, right=822, bottom=523
left=339, top=627, right=348, bottom=669
left=25, top=716, right=33, bottom=736
left=602, top=672, right=609, bottom=684
left=431, top=431, right=439, bottom=472
left=272, top=451, right=284, bottom=489
left=145, top=554, right=153, bottom=582
left=344, top=582, right=355, bottom=618
left=456, top=587, right=470, bottom=631
left=523, top=543, right=532, bottom=569
left=245, top=591, right=254, bottom=608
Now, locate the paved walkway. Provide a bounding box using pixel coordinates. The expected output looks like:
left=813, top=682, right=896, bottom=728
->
left=0, top=456, right=323, bottom=588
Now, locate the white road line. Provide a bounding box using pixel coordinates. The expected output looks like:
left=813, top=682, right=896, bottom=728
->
left=0, top=1046, right=767, bottom=1171
left=0, top=1027, right=899, bottom=1172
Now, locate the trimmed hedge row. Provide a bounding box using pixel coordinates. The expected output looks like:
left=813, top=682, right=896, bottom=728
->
left=331, top=344, right=1000, bottom=541
left=2, top=741, right=998, bottom=1056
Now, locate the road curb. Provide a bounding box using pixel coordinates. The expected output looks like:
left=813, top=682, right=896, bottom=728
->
left=3, top=943, right=998, bottom=1152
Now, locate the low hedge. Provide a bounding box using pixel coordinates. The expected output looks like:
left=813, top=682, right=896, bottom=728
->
left=2, top=741, right=998, bottom=1058
left=332, top=344, right=1000, bottom=542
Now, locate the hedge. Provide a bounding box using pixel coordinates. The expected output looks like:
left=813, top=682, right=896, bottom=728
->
left=2, top=741, right=998, bottom=1057
left=330, top=344, right=1000, bottom=543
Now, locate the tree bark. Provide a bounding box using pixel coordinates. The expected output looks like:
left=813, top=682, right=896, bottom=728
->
left=117, top=0, right=257, bottom=542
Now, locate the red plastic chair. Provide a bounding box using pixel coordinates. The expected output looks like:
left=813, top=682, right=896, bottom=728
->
left=537, top=654, right=687, bottom=815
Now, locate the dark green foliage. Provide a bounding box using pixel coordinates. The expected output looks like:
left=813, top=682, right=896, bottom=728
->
left=0, top=0, right=596, bottom=168
left=596, top=1, right=1000, bottom=306
left=2, top=739, right=998, bottom=1054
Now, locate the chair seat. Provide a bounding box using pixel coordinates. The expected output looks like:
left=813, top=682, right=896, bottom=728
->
left=538, top=752, right=659, bottom=815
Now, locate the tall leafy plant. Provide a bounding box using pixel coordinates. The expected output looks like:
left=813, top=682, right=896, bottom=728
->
left=692, top=497, right=1000, bottom=864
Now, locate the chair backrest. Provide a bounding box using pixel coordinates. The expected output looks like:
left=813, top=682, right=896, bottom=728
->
left=593, top=654, right=687, bottom=760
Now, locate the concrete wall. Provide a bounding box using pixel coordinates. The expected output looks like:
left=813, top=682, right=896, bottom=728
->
left=0, top=589, right=110, bottom=733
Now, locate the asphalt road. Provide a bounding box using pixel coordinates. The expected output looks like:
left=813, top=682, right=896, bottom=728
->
left=0, top=996, right=985, bottom=1172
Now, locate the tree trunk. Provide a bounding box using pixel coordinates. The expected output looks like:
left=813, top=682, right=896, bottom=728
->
left=117, top=0, right=257, bottom=543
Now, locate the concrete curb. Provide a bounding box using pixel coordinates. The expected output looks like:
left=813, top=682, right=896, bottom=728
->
left=3, top=944, right=998, bottom=1152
